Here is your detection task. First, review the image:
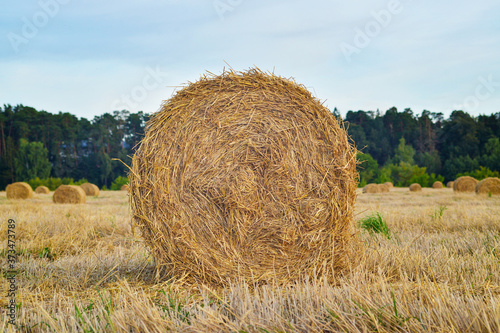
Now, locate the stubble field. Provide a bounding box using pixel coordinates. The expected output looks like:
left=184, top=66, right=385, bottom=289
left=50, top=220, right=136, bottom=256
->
left=1, top=188, right=500, bottom=332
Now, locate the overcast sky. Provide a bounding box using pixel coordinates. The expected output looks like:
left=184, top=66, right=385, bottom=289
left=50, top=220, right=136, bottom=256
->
left=1, top=0, right=499, bottom=120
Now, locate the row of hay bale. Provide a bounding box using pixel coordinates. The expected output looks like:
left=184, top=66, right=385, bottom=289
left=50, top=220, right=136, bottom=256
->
left=363, top=177, right=500, bottom=194
left=363, top=181, right=447, bottom=193
left=453, top=176, right=500, bottom=194
left=410, top=181, right=443, bottom=191
left=4, top=182, right=113, bottom=203
left=404, top=177, right=499, bottom=193
left=428, top=177, right=500, bottom=194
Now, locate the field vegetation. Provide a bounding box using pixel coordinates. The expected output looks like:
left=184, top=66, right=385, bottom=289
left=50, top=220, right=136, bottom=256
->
left=1, top=188, right=500, bottom=332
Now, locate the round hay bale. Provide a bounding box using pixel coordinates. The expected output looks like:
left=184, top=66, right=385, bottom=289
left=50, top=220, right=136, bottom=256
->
left=453, top=176, right=478, bottom=192
left=121, top=184, right=129, bottom=191
left=446, top=181, right=454, bottom=188
left=363, top=183, right=380, bottom=193
left=432, top=181, right=443, bottom=189
left=377, top=183, right=390, bottom=193
left=409, top=183, right=422, bottom=192
left=475, top=177, right=500, bottom=195
left=35, top=186, right=50, bottom=194
left=129, top=68, right=359, bottom=286
left=384, top=182, right=393, bottom=188
left=6, top=182, right=33, bottom=199
left=80, top=183, right=100, bottom=196
left=53, top=185, right=86, bottom=204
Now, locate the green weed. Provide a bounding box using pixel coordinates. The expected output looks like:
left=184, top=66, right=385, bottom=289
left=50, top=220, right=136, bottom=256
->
left=431, top=205, right=447, bottom=220
left=358, top=213, right=391, bottom=239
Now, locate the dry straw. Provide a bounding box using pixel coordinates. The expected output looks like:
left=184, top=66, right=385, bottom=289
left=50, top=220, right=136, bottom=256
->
left=475, top=177, right=500, bottom=195
left=129, top=68, right=360, bottom=286
left=377, top=183, right=390, bottom=192
left=453, top=176, right=478, bottom=192
left=409, top=183, right=422, bottom=192
left=80, top=183, right=100, bottom=196
left=53, top=185, right=86, bottom=204
left=121, top=184, right=129, bottom=191
left=6, top=182, right=33, bottom=199
left=362, top=183, right=380, bottom=193
left=35, top=186, right=50, bottom=194
left=432, top=181, right=443, bottom=189
left=446, top=181, right=454, bottom=188
left=384, top=182, right=393, bottom=188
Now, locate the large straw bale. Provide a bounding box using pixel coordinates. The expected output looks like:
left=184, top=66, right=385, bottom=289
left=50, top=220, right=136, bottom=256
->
left=409, top=183, right=422, bottom=192
left=129, top=68, right=359, bottom=286
left=432, top=181, right=443, bottom=189
left=80, top=183, right=100, bottom=196
left=121, top=184, right=128, bottom=191
left=53, top=185, right=86, bottom=204
left=377, top=183, right=390, bottom=192
left=446, top=181, right=454, bottom=188
left=363, top=183, right=380, bottom=193
left=475, top=177, right=500, bottom=195
left=35, top=186, right=50, bottom=194
left=453, top=176, right=478, bottom=192
left=384, top=182, right=393, bottom=188
left=6, top=182, right=33, bottom=199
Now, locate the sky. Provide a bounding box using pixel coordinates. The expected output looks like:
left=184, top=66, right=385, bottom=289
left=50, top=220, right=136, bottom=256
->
left=1, top=0, right=499, bottom=120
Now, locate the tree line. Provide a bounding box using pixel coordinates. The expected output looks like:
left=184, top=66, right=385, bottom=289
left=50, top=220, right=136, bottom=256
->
left=343, top=107, right=500, bottom=186
left=0, top=104, right=148, bottom=189
left=1, top=104, right=499, bottom=189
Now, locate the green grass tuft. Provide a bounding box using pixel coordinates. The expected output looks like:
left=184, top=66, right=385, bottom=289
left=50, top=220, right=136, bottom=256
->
left=358, top=212, right=391, bottom=239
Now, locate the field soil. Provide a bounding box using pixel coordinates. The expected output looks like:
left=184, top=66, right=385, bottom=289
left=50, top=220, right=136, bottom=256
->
left=1, top=188, right=500, bottom=332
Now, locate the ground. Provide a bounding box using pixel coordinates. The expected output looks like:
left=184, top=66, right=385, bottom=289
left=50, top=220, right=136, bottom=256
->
left=0, top=187, right=499, bottom=332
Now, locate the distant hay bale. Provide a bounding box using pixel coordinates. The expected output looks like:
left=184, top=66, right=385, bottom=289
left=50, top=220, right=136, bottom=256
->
left=129, top=68, right=359, bottom=286
left=378, top=183, right=390, bottom=193
left=53, top=185, right=86, bottom=204
left=363, top=183, right=380, bottom=193
left=446, top=181, right=454, bottom=188
left=475, top=177, right=500, bottom=195
left=35, top=186, right=50, bottom=194
left=453, top=176, right=478, bottom=192
left=432, top=181, right=443, bottom=189
left=80, top=183, right=100, bottom=196
left=121, top=184, right=128, bottom=191
left=409, top=183, right=422, bottom=192
left=6, top=182, right=33, bottom=199
left=384, top=182, right=393, bottom=188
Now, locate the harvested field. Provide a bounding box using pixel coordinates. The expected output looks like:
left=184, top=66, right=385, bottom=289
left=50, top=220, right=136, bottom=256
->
left=1, top=188, right=500, bottom=332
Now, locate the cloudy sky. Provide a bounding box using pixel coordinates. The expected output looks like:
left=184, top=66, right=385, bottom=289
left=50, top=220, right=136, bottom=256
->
left=1, top=0, right=499, bottom=120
